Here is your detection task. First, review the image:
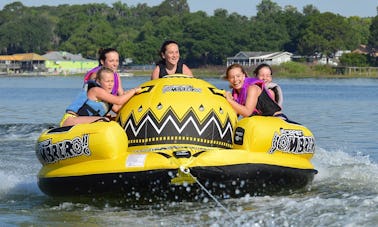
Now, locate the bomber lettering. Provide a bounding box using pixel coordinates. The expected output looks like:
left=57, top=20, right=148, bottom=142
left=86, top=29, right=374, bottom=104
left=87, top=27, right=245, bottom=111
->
left=36, top=135, right=90, bottom=164
left=268, top=129, right=315, bottom=154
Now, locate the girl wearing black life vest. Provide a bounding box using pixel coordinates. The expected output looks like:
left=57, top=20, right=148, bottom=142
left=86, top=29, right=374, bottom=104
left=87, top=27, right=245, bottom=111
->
left=253, top=63, right=284, bottom=107
left=151, top=40, right=193, bottom=80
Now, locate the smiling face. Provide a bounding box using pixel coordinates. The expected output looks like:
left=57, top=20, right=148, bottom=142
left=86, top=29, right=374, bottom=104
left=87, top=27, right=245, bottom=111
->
left=98, top=71, right=115, bottom=93
left=256, top=66, right=272, bottom=83
left=226, top=66, right=246, bottom=91
left=162, top=43, right=180, bottom=66
left=101, top=51, right=119, bottom=72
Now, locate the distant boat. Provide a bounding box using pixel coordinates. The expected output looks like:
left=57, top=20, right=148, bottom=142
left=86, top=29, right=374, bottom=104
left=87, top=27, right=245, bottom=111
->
left=119, top=72, right=134, bottom=77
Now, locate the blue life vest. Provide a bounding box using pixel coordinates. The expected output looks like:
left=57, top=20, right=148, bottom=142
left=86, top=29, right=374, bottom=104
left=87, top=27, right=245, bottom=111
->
left=66, top=80, right=112, bottom=116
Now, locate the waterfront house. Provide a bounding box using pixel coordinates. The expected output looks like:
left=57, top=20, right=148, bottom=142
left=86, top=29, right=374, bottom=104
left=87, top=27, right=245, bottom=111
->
left=352, top=44, right=378, bottom=57
left=0, top=53, right=46, bottom=74
left=226, top=51, right=293, bottom=66
left=42, top=51, right=97, bottom=74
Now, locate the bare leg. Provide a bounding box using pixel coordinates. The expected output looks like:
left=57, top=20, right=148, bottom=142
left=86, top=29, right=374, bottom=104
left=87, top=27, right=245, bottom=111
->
left=62, top=116, right=105, bottom=127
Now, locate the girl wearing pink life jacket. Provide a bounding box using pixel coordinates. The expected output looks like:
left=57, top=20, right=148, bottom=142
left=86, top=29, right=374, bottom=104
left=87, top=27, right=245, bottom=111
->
left=224, top=63, right=296, bottom=123
left=84, top=48, right=124, bottom=96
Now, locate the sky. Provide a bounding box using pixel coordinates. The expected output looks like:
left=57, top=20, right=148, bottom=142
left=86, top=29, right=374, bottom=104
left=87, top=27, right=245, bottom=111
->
left=0, top=0, right=377, bottom=18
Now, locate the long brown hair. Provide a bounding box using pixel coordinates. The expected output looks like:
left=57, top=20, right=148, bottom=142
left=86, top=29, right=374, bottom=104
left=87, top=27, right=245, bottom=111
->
left=253, top=63, right=272, bottom=77
left=224, top=63, right=248, bottom=80
left=98, top=48, right=118, bottom=66
left=157, top=40, right=179, bottom=64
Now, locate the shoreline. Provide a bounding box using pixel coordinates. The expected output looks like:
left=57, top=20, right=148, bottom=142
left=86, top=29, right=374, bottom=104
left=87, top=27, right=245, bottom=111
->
left=2, top=68, right=378, bottom=79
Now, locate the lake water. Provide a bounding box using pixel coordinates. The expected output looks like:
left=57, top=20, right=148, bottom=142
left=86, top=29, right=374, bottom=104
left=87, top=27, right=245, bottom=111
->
left=0, top=75, right=377, bottom=226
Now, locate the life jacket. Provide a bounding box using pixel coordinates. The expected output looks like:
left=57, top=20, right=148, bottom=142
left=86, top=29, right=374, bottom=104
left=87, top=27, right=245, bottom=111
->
left=83, top=66, right=119, bottom=95
left=158, top=59, right=184, bottom=78
left=232, top=77, right=281, bottom=116
left=76, top=99, right=111, bottom=117
left=66, top=80, right=112, bottom=117
left=266, top=82, right=283, bottom=107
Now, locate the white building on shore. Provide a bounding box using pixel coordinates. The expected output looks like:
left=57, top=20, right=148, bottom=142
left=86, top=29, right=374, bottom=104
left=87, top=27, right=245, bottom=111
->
left=226, top=51, right=293, bottom=66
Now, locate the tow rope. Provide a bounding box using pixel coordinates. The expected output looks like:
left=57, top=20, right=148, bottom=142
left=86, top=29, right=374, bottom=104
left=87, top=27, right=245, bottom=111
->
left=172, top=166, right=236, bottom=221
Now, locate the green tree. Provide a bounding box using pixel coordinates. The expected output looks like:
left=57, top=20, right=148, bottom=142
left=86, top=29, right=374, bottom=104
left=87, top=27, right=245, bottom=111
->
left=347, top=16, right=371, bottom=47
left=56, top=4, right=115, bottom=56
left=256, top=0, right=281, bottom=17
left=0, top=1, right=374, bottom=67
left=0, top=2, right=26, bottom=26
left=0, top=13, right=54, bottom=54
left=133, top=21, right=161, bottom=64
left=298, top=12, right=355, bottom=56
left=182, top=10, right=248, bottom=66
left=60, top=19, right=116, bottom=57
left=202, top=9, right=239, bottom=65
left=368, top=15, right=378, bottom=48
left=302, top=4, right=320, bottom=16
left=280, top=5, right=305, bottom=52
left=250, top=0, right=289, bottom=51
left=181, top=12, right=212, bottom=66
left=153, top=0, right=190, bottom=17
left=339, top=53, right=368, bottom=66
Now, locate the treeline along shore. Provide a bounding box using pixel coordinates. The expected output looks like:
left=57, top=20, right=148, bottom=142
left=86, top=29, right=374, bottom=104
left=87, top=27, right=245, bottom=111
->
left=2, top=62, right=377, bottom=78
left=0, top=0, right=377, bottom=72
left=127, top=63, right=378, bottom=78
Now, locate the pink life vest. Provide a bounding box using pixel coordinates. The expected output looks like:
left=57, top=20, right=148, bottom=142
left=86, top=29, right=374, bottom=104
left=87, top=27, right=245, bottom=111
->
left=232, top=77, right=280, bottom=116
left=232, top=77, right=264, bottom=105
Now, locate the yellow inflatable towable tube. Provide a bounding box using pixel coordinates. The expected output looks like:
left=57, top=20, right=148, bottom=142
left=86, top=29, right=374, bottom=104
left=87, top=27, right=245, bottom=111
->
left=35, top=74, right=317, bottom=201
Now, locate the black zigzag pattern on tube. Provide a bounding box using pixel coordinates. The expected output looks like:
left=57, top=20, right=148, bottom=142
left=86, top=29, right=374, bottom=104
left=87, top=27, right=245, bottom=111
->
left=123, top=108, right=234, bottom=148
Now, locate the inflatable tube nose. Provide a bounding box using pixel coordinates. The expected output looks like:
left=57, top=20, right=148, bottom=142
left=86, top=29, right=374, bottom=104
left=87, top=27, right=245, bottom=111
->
left=136, top=86, right=152, bottom=94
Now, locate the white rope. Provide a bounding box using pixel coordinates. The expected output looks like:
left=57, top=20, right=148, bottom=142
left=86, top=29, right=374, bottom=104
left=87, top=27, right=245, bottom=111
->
left=180, top=166, right=236, bottom=221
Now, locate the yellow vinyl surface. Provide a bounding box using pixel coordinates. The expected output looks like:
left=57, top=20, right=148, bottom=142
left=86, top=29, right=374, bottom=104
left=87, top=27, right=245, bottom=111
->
left=36, top=75, right=316, bottom=179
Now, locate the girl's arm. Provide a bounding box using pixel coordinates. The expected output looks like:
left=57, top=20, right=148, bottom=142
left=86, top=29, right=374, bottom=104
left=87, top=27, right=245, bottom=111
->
left=151, top=65, right=160, bottom=80
left=116, top=74, right=125, bottom=95
left=225, top=85, right=261, bottom=117
left=89, top=87, right=139, bottom=106
left=111, top=88, right=139, bottom=112
left=183, top=64, right=193, bottom=76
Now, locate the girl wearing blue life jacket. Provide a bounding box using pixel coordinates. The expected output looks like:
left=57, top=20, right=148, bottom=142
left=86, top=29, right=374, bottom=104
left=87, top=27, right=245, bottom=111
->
left=224, top=64, right=294, bottom=122
left=60, top=67, right=140, bottom=127
left=83, top=48, right=124, bottom=96
left=151, top=40, right=193, bottom=80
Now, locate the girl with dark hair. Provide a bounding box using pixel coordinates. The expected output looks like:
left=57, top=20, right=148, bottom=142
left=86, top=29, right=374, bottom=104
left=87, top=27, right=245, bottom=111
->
left=224, top=63, right=297, bottom=123
left=151, top=40, right=193, bottom=79
left=253, top=63, right=284, bottom=107
left=83, top=48, right=124, bottom=95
